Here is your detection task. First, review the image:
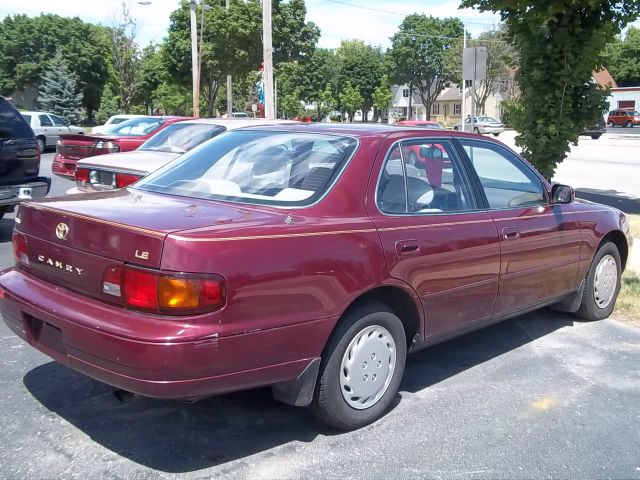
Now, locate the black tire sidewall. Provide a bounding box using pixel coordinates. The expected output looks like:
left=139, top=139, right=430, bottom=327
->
left=577, top=242, right=621, bottom=321
left=311, top=304, right=407, bottom=430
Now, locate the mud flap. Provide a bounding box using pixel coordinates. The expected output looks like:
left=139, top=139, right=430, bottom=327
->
left=271, top=357, right=321, bottom=407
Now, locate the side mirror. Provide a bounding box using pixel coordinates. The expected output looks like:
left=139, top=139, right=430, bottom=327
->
left=551, top=184, right=574, bottom=204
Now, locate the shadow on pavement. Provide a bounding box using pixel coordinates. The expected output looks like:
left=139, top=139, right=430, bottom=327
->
left=576, top=188, right=640, bottom=214
left=0, top=217, right=14, bottom=243
left=23, top=309, right=574, bottom=473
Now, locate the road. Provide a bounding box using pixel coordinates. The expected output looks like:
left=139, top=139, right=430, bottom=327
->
left=0, top=143, right=639, bottom=478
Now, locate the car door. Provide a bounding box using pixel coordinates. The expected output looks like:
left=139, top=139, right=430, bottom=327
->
left=48, top=114, right=69, bottom=141
left=37, top=114, right=56, bottom=145
left=457, top=138, right=582, bottom=316
left=368, top=135, right=500, bottom=338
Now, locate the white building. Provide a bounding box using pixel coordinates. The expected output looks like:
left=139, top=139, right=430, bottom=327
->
left=607, top=87, right=640, bottom=111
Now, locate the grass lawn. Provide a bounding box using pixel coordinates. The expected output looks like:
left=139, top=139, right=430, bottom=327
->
left=615, top=214, right=640, bottom=325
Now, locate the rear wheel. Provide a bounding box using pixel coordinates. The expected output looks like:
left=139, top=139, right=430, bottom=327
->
left=626, top=120, right=633, bottom=128
left=310, top=302, right=407, bottom=430
left=473, top=127, right=480, bottom=134
left=591, top=134, right=601, bottom=140
left=492, top=133, right=500, bottom=137
left=607, top=121, right=614, bottom=128
left=36, top=136, right=45, bottom=152
left=575, top=242, right=621, bottom=321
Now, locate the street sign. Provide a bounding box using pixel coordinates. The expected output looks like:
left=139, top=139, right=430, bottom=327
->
left=251, top=104, right=258, bottom=112
left=463, top=47, right=487, bottom=81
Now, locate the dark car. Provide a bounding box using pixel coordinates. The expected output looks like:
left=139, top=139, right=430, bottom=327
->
left=52, top=116, right=191, bottom=179
left=0, top=124, right=630, bottom=430
left=582, top=115, right=607, bottom=139
left=0, top=98, right=50, bottom=220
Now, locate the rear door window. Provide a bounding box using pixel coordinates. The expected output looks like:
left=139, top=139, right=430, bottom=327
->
left=39, top=114, right=53, bottom=127
left=49, top=115, right=66, bottom=126
left=0, top=100, right=34, bottom=140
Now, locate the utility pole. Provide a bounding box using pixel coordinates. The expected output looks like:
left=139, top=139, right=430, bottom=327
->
left=262, top=0, right=274, bottom=119
left=189, top=0, right=200, bottom=117
left=461, top=24, right=466, bottom=132
left=226, top=0, right=232, bottom=116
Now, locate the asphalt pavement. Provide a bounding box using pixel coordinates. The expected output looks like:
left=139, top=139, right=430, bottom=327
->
left=0, top=146, right=639, bottom=478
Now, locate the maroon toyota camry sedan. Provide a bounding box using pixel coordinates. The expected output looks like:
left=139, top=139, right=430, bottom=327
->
left=0, top=124, right=631, bottom=430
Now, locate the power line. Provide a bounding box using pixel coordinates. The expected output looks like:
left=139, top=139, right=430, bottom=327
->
left=323, top=0, right=501, bottom=27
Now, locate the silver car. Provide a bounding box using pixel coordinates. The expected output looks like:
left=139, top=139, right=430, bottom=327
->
left=453, top=116, right=505, bottom=136
left=20, top=111, right=84, bottom=151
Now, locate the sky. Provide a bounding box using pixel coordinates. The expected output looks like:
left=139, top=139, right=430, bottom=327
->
left=0, top=0, right=504, bottom=48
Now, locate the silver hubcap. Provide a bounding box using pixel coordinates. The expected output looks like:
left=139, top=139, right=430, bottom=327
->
left=340, top=325, right=396, bottom=410
left=594, top=254, right=617, bottom=309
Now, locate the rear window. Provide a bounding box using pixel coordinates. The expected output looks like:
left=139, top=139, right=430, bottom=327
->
left=139, top=122, right=224, bottom=153
left=109, top=117, right=164, bottom=136
left=0, top=101, right=34, bottom=140
left=135, top=130, right=358, bottom=207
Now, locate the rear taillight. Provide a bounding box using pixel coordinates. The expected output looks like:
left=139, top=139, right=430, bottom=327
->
left=104, top=265, right=225, bottom=315
left=12, top=232, right=29, bottom=266
left=93, top=140, right=120, bottom=154
left=75, top=167, right=90, bottom=183
left=115, top=173, right=142, bottom=188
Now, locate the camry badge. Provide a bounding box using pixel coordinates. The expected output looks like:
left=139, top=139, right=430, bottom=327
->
left=56, top=223, right=69, bottom=240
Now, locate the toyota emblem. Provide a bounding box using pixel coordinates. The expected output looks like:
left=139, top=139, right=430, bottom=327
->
left=55, top=223, right=69, bottom=240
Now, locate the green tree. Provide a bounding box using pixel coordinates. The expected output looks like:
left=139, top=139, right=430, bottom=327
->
left=336, top=40, right=384, bottom=121
left=317, top=83, right=337, bottom=119
left=108, top=3, right=140, bottom=113
left=279, top=87, right=305, bottom=118
left=0, top=14, right=109, bottom=118
left=37, top=51, right=83, bottom=123
left=273, top=0, right=320, bottom=64
left=96, top=85, right=120, bottom=123
left=340, top=81, right=363, bottom=122
left=372, top=74, right=394, bottom=122
left=296, top=48, right=339, bottom=112
left=388, top=15, right=464, bottom=120
left=153, top=82, right=192, bottom=116
left=134, top=43, right=166, bottom=114
left=604, top=26, right=640, bottom=87
left=461, top=0, right=640, bottom=178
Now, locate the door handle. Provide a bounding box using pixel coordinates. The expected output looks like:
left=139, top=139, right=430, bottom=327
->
left=396, top=240, right=420, bottom=256
left=502, top=227, right=520, bottom=240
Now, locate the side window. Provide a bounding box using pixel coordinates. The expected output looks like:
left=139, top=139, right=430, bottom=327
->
left=460, top=139, right=545, bottom=209
left=49, top=115, right=66, bottom=126
left=39, top=114, right=53, bottom=127
left=377, top=140, right=476, bottom=214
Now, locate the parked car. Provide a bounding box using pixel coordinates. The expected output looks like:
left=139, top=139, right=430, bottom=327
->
left=453, top=116, right=505, bottom=136
left=69, top=118, right=297, bottom=194
left=91, top=114, right=147, bottom=135
left=607, top=109, right=640, bottom=128
left=582, top=115, right=607, bottom=139
left=395, top=120, right=443, bottom=129
left=53, top=116, right=191, bottom=179
left=1, top=125, right=630, bottom=430
left=0, top=99, right=50, bottom=219
left=20, top=111, right=85, bottom=151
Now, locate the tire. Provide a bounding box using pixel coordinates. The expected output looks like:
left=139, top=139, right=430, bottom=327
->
left=310, top=302, right=407, bottom=430
left=492, top=133, right=500, bottom=137
left=574, top=242, right=621, bottom=321
left=36, top=137, right=45, bottom=152
left=591, top=134, right=601, bottom=140
left=473, top=127, right=480, bottom=134
left=626, top=120, right=633, bottom=128
left=607, top=121, right=614, bottom=128
left=453, top=126, right=459, bottom=131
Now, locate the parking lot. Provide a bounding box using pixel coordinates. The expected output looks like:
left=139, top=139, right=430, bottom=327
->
left=1, top=135, right=639, bottom=479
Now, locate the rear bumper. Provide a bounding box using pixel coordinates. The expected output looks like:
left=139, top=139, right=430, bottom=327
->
left=0, top=178, right=50, bottom=208
left=0, top=268, right=325, bottom=399
left=480, top=126, right=505, bottom=134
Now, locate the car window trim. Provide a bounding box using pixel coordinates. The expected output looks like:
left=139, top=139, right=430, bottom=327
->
left=454, top=137, right=551, bottom=211
left=374, top=136, right=483, bottom=217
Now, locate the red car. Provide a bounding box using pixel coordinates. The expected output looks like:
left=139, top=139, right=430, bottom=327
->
left=1, top=125, right=631, bottom=430
left=52, top=116, right=191, bottom=179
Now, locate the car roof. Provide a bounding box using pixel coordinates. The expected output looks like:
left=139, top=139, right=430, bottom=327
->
left=20, top=111, right=56, bottom=115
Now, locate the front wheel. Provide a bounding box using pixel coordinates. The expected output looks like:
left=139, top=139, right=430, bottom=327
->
left=453, top=126, right=459, bottom=131
left=492, top=133, right=500, bottom=137
left=310, top=302, right=407, bottom=430
left=473, top=127, right=480, bottom=134
left=607, top=121, right=614, bottom=128
left=575, top=242, right=621, bottom=321
left=626, top=120, right=633, bottom=128
left=591, top=134, right=601, bottom=140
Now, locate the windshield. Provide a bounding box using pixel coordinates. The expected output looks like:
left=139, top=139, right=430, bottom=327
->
left=139, top=123, right=225, bottom=153
left=109, top=117, right=164, bottom=136
left=135, top=130, right=358, bottom=207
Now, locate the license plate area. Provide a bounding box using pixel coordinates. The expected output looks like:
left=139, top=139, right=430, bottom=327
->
left=25, top=314, right=66, bottom=355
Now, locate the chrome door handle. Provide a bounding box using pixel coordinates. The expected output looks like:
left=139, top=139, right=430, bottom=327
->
left=502, top=227, right=520, bottom=240
left=396, top=240, right=420, bottom=256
